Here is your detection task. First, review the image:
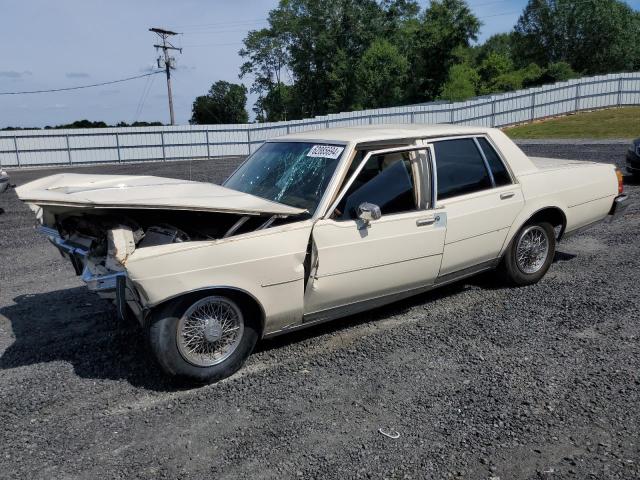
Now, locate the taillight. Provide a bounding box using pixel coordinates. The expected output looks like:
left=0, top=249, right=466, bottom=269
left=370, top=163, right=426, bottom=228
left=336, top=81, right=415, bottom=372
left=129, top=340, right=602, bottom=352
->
left=615, top=168, right=624, bottom=194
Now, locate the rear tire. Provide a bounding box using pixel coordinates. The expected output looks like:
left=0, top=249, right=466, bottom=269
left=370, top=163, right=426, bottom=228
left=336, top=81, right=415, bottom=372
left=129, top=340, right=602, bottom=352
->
left=148, top=293, right=259, bottom=383
left=500, top=221, right=555, bottom=286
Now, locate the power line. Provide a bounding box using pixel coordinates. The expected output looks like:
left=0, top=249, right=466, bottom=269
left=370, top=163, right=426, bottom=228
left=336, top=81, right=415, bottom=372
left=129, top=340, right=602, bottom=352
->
left=0, top=71, right=162, bottom=96
left=171, top=18, right=268, bottom=29
left=133, top=68, right=157, bottom=122
left=181, top=41, right=244, bottom=48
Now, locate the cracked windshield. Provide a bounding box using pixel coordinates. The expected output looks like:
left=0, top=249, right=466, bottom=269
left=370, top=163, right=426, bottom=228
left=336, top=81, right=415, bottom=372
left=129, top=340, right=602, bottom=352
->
left=224, top=142, right=344, bottom=213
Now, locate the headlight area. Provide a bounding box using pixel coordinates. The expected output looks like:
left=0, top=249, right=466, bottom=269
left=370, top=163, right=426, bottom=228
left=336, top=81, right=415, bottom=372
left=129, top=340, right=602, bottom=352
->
left=38, top=224, right=128, bottom=299
left=37, top=224, right=150, bottom=325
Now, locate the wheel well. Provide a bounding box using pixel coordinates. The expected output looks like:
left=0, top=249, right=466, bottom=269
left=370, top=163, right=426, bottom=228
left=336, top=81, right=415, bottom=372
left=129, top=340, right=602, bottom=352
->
left=527, top=207, right=567, bottom=239
left=153, top=287, right=266, bottom=337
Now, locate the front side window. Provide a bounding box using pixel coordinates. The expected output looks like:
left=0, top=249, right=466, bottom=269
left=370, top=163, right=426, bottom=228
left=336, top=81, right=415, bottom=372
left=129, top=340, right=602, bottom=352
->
left=434, top=139, right=492, bottom=200
left=334, top=152, right=416, bottom=220
left=224, top=142, right=344, bottom=214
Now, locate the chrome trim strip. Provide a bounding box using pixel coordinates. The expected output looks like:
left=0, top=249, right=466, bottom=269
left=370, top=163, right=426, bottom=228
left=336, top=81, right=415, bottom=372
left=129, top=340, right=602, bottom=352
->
left=473, top=136, right=496, bottom=187
left=607, top=193, right=630, bottom=221
left=261, top=277, right=304, bottom=288
left=444, top=227, right=509, bottom=246
left=567, top=194, right=615, bottom=209
left=37, top=225, right=89, bottom=257
left=301, top=284, right=436, bottom=327
left=325, top=145, right=431, bottom=219
left=316, top=253, right=442, bottom=279
left=434, top=259, right=498, bottom=287
left=81, top=266, right=125, bottom=292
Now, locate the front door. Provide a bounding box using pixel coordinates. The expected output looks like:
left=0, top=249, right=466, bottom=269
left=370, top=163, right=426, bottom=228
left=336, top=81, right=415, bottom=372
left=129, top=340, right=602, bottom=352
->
left=304, top=146, right=447, bottom=317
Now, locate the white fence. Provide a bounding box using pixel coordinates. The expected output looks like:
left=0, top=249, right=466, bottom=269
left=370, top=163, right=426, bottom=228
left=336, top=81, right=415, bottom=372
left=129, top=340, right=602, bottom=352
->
left=2, top=72, right=639, bottom=168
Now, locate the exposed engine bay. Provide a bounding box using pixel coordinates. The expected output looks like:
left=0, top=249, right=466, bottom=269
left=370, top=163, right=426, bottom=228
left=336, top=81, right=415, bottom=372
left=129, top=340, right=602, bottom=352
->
left=39, top=208, right=294, bottom=300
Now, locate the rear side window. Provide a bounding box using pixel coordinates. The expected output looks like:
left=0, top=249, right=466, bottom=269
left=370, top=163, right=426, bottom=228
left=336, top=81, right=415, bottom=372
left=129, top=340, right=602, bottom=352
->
left=477, top=137, right=512, bottom=186
left=434, top=139, right=492, bottom=200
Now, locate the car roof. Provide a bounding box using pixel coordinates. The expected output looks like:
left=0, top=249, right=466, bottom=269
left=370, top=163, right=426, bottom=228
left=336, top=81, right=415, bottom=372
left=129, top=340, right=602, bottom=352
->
left=273, top=124, right=495, bottom=144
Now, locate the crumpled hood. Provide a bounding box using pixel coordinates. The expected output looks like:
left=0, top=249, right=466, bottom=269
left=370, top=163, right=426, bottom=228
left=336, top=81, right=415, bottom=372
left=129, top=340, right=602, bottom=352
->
left=15, top=173, right=306, bottom=216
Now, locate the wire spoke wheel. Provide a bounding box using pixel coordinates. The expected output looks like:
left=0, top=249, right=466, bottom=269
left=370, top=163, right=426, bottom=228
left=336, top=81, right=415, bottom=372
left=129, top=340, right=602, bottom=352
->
left=176, top=296, right=244, bottom=367
left=515, top=225, right=550, bottom=274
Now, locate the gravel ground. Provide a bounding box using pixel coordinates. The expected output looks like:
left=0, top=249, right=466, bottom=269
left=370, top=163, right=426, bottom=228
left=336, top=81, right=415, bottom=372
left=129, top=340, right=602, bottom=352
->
left=0, top=144, right=638, bottom=479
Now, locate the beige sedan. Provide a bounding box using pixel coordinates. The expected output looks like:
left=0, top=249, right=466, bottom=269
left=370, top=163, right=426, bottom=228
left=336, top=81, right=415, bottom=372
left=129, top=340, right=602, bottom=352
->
left=17, top=125, right=629, bottom=383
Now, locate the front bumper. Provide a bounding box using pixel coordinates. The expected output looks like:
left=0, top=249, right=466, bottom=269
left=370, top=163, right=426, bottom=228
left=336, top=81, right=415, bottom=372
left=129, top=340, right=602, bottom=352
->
left=608, top=194, right=630, bottom=221
left=38, top=225, right=146, bottom=324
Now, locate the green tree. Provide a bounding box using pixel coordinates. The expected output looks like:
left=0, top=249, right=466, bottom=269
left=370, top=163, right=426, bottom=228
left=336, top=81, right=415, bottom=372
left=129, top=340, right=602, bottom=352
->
left=542, top=62, right=579, bottom=83
left=240, top=0, right=420, bottom=120
left=254, top=83, right=296, bottom=122
left=478, top=52, right=514, bottom=86
left=440, top=63, right=480, bottom=101
left=513, top=0, right=640, bottom=74
left=190, top=81, right=248, bottom=125
left=474, top=33, right=515, bottom=64
left=356, top=39, right=409, bottom=108
left=239, top=27, right=290, bottom=121
left=407, top=0, right=481, bottom=101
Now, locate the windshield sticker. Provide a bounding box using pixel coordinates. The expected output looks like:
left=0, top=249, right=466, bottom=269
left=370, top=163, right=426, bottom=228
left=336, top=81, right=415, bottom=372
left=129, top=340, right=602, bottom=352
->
left=307, top=145, right=344, bottom=159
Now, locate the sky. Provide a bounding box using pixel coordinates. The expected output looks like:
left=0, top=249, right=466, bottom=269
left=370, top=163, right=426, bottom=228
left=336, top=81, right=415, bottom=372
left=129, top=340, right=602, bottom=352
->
left=1, top=0, right=638, bottom=128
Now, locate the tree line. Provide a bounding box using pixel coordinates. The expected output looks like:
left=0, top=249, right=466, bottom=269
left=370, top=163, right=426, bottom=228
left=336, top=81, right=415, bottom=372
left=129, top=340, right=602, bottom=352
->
left=1, top=120, right=163, bottom=131
left=191, top=0, right=640, bottom=124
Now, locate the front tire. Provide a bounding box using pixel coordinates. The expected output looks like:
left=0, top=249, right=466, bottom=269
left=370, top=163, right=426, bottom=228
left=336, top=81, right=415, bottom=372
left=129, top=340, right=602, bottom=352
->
left=148, top=294, right=259, bottom=383
left=500, top=221, right=556, bottom=286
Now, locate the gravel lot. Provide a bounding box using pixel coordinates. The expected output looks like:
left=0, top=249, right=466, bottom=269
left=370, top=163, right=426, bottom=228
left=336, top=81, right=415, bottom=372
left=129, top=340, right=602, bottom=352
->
left=1, top=143, right=638, bottom=479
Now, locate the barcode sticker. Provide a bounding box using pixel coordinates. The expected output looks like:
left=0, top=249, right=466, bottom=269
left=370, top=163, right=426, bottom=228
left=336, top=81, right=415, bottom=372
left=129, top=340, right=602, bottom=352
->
left=307, top=145, right=344, bottom=159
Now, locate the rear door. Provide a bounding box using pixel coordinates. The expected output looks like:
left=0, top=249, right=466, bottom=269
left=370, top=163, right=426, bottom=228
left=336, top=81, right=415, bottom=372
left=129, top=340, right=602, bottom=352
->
left=304, top=146, right=447, bottom=317
left=429, top=136, right=524, bottom=276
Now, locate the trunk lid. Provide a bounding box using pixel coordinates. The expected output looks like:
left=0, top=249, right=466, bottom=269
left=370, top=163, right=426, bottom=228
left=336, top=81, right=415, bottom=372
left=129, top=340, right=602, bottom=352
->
left=528, top=156, right=597, bottom=170
left=16, top=173, right=306, bottom=216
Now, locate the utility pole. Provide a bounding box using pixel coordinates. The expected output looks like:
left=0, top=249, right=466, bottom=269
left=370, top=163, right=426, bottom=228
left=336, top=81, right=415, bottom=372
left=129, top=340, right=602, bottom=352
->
left=149, top=27, right=181, bottom=125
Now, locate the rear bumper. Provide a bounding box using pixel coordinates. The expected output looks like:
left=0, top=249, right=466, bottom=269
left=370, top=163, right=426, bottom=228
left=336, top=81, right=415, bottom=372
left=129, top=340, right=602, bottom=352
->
left=608, top=194, right=630, bottom=221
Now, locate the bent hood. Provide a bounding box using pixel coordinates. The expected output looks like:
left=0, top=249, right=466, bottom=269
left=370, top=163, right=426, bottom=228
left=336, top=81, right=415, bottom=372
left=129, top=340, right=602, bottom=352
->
left=15, top=173, right=306, bottom=216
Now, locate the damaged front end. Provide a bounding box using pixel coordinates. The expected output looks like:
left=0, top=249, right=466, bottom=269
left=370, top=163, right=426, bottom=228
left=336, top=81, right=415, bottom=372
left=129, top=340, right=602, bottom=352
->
left=17, top=172, right=307, bottom=324
left=37, top=220, right=145, bottom=324
left=37, top=209, right=295, bottom=325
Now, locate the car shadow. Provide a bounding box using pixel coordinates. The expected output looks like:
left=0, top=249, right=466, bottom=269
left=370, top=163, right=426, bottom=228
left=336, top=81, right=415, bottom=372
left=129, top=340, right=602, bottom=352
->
left=623, top=174, right=639, bottom=186
left=0, top=287, right=178, bottom=392
left=258, top=281, right=472, bottom=353
left=553, top=250, right=577, bottom=262
left=1, top=252, right=577, bottom=389
left=1, top=283, right=468, bottom=389
left=461, top=249, right=576, bottom=291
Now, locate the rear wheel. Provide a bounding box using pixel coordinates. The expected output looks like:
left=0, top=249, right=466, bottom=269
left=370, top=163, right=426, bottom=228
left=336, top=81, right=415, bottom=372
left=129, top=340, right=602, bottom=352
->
left=500, top=221, right=555, bottom=286
left=148, top=294, right=259, bottom=383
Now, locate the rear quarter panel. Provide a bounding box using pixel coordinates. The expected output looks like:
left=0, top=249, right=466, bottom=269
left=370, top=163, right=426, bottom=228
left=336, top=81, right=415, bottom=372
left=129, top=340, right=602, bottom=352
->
left=502, top=162, right=618, bottom=254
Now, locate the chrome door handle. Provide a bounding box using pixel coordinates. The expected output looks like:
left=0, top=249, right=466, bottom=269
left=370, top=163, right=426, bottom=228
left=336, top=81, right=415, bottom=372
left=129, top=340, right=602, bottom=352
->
left=416, top=215, right=438, bottom=226
left=500, top=192, right=515, bottom=200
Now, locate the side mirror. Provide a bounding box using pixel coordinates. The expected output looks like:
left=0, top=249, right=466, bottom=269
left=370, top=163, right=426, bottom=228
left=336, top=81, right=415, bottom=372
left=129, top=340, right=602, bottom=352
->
left=357, top=202, right=382, bottom=228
